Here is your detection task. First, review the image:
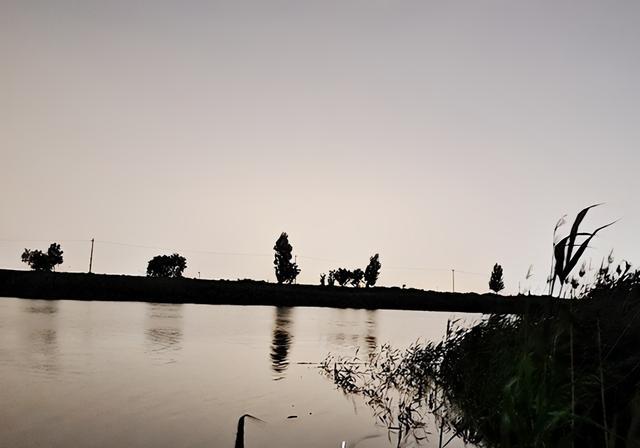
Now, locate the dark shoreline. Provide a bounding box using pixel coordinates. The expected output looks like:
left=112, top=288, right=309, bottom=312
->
left=0, top=269, right=554, bottom=313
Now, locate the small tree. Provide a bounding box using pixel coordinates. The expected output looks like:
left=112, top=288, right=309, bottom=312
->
left=147, top=253, right=187, bottom=278
left=327, top=270, right=336, bottom=286
left=351, top=268, right=364, bottom=287
left=489, top=263, right=505, bottom=294
left=364, top=253, right=381, bottom=287
left=334, top=268, right=351, bottom=287
left=21, top=243, right=64, bottom=272
left=273, top=232, right=300, bottom=284
left=320, top=273, right=326, bottom=286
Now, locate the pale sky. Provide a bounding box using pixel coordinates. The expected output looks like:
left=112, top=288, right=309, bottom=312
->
left=2, top=0, right=639, bottom=294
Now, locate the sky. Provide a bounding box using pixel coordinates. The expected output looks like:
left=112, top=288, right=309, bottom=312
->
left=1, top=0, right=640, bottom=294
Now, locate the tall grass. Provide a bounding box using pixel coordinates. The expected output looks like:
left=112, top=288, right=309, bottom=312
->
left=550, top=204, right=616, bottom=297
left=323, top=261, right=640, bottom=447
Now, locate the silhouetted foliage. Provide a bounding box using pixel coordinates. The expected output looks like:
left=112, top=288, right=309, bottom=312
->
left=364, top=253, right=381, bottom=287
left=327, top=270, right=336, bottom=286
left=489, top=263, right=505, bottom=293
left=550, top=204, right=615, bottom=297
left=146, top=253, right=187, bottom=278
left=273, top=232, right=300, bottom=284
left=21, top=243, right=64, bottom=272
left=324, top=268, right=640, bottom=447
left=331, top=267, right=368, bottom=287
left=334, top=268, right=352, bottom=287
left=351, top=268, right=364, bottom=288
left=320, top=273, right=326, bottom=286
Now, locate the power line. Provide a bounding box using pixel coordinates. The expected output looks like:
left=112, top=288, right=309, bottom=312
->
left=0, top=239, right=90, bottom=244
left=0, top=237, right=487, bottom=277
left=95, top=240, right=272, bottom=258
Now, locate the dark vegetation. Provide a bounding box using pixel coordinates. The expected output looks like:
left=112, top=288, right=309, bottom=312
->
left=273, top=232, right=300, bottom=284
left=146, top=253, right=187, bottom=278
left=323, top=253, right=382, bottom=288
left=323, top=266, right=640, bottom=448
left=489, top=263, right=505, bottom=294
left=0, top=268, right=550, bottom=313
left=322, top=205, right=640, bottom=448
left=365, top=253, right=382, bottom=287
left=550, top=204, right=616, bottom=297
left=21, top=243, right=63, bottom=272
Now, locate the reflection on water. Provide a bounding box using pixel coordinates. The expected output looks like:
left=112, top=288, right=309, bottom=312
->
left=325, top=309, right=378, bottom=357
left=365, top=310, right=377, bottom=355
left=0, top=298, right=475, bottom=448
left=26, top=301, right=59, bottom=315
left=145, top=303, right=183, bottom=363
left=270, top=307, right=294, bottom=379
left=23, top=300, right=58, bottom=375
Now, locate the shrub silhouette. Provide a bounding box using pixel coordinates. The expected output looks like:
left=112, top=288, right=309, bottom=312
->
left=146, top=253, right=187, bottom=278
left=334, top=268, right=351, bottom=287
left=327, top=270, right=336, bottom=286
left=489, top=263, right=505, bottom=293
left=351, top=268, right=364, bottom=287
left=364, top=254, right=381, bottom=287
left=21, top=243, right=64, bottom=272
left=273, top=232, right=300, bottom=284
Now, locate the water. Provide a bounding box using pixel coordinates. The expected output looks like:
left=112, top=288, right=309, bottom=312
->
left=0, top=298, right=479, bottom=447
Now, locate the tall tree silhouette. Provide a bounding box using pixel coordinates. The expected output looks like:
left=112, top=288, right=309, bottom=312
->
left=21, top=243, right=64, bottom=272
left=364, top=253, right=381, bottom=287
left=489, top=263, right=505, bottom=293
left=273, top=232, right=300, bottom=284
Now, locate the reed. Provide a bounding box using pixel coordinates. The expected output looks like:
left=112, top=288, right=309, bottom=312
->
left=550, top=204, right=616, bottom=297
left=323, top=266, right=640, bottom=447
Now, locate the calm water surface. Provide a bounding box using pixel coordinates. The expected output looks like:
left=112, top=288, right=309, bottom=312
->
left=0, top=298, right=479, bottom=447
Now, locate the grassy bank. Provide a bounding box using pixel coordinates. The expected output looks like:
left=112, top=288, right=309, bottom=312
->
left=0, top=269, right=551, bottom=313
left=322, top=266, right=640, bottom=447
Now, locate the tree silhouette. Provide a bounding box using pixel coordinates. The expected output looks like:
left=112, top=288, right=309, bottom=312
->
left=146, top=253, right=187, bottom=278
left=334, top=268, right=351, bottom=287
left=327, top=270, right=336, bottom=286
left=351, top=268, right=365, bottom=287
left=320, top=273, right=326, bottom=286
left=273, top=232, right=300, bottom=284
left=21, top=243, right=64, bottom=272
left=489, top=263, right=505, bottom=294
left=364, top=253, right=381, bottom=287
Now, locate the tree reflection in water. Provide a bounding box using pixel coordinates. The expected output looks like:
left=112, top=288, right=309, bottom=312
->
left=24, top=300, right=59, bottom=375
left=364, top=309, right=377, bottom=356
left=270, top=307, right=294, bottom=380
left=145, top=303, right=183, bottom=363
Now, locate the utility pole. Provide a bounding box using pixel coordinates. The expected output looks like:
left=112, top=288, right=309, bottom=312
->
left=452, top=269, right=455, bottom=293
left=89, top=238, right=94, bottom=273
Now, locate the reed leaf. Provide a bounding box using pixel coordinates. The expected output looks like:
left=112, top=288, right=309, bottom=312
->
left=561, top=221, right=617, bottom=283
left=566, top=204, right=602, bottom=267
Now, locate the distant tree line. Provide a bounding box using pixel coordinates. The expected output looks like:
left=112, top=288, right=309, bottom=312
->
left=17, top=238, right=506, bottom=294
left=321, top=254, right=382, bottom=288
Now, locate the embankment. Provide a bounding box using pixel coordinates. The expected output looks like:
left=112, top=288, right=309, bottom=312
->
left=0, top=269, right=553, bottom=313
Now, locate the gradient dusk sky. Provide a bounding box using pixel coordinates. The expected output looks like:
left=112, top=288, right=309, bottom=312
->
left=2, top=1, right=639, bottom=293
